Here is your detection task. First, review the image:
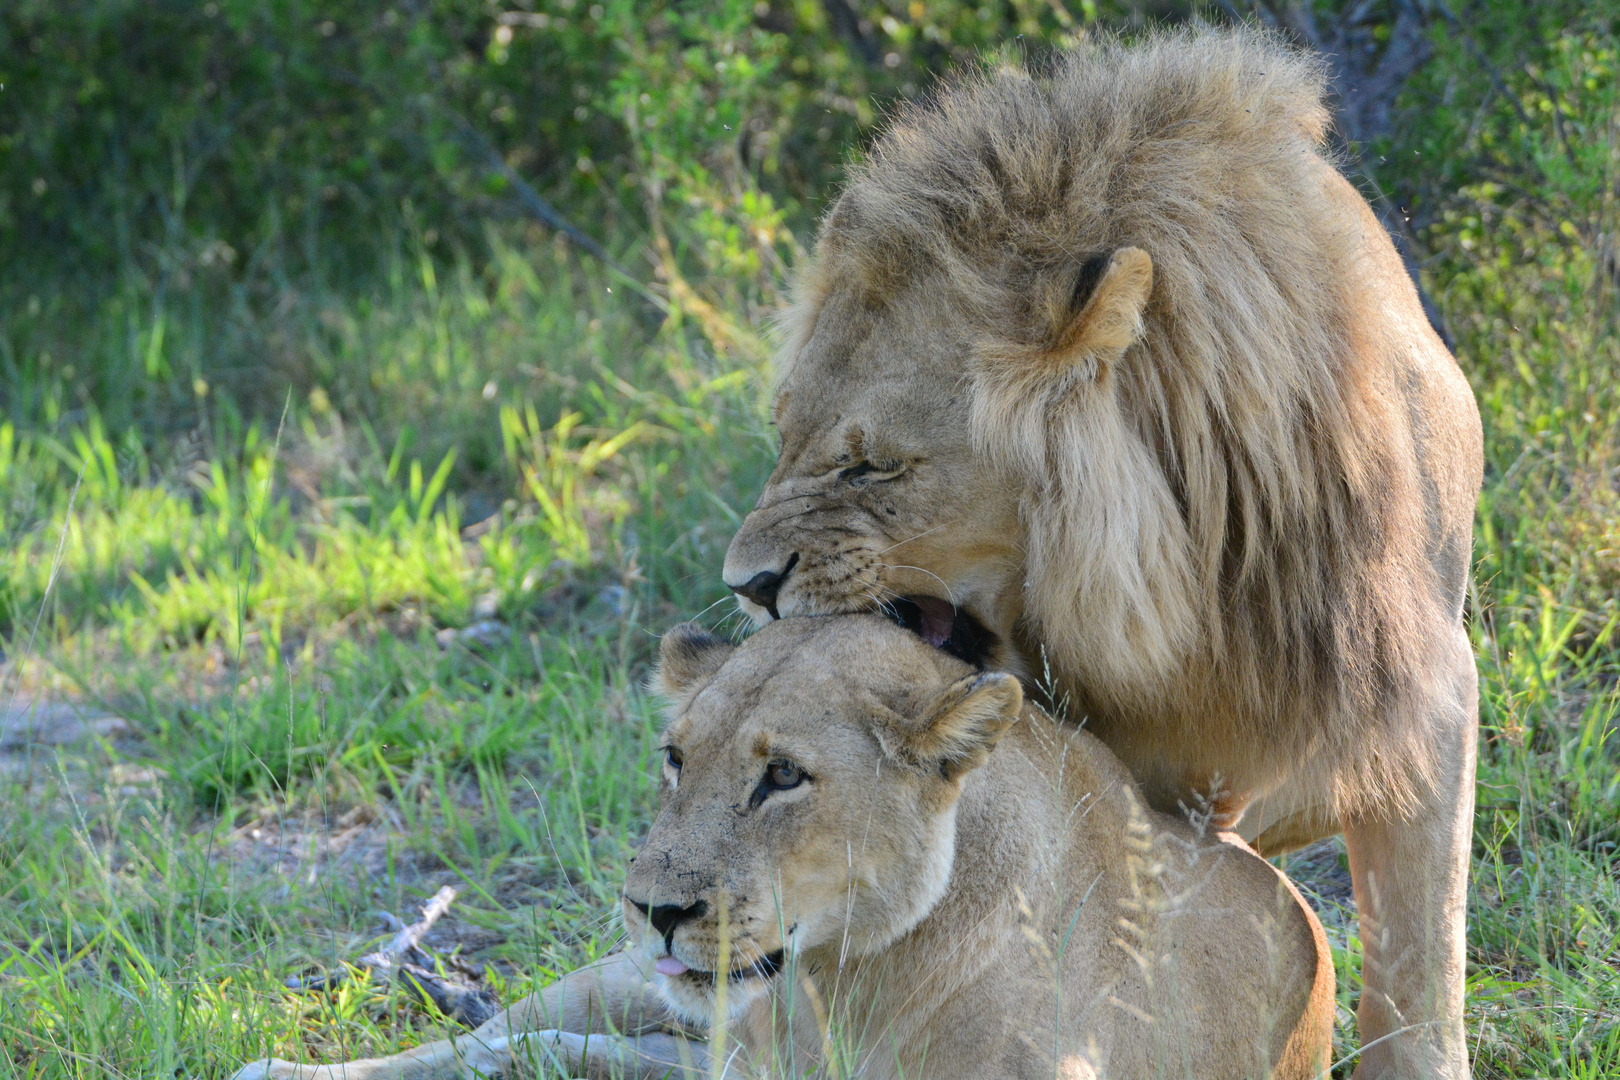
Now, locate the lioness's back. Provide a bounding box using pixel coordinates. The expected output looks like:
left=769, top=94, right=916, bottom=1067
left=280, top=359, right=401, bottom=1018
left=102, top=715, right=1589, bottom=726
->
left=944, top=711, right=1335, bottom=1079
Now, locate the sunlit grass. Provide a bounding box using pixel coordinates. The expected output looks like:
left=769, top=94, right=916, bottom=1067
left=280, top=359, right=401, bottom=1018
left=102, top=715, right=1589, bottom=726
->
left=0, top=235, right=771, bottom=1078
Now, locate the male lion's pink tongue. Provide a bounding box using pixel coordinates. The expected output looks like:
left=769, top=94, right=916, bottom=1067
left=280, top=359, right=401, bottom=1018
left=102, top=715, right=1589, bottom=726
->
left=913, top=596, right=955, bottom=647
left=656, top=956, right=689, bottom=976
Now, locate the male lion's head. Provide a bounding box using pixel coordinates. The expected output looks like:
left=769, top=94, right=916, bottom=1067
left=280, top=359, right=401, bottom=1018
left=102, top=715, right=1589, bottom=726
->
left=725, top=32, right=1347, bottom=696
left=622, top=616, right=1022, bottom=1025
left=722, top=238, right=1156, bottom=670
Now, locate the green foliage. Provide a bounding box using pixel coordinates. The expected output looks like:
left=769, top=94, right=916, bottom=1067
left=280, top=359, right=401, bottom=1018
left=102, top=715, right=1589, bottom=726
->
left=1381, top=7, right=1620, bottom=1075
left=1395, top=7, right=1620, bottom=641
left=0, top=0, right=1110, bottom=434
left=0, top=629, right=653, bottom=1078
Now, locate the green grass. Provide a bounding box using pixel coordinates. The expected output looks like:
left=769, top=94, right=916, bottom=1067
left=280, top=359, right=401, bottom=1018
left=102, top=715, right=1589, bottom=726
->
left=3, top=5, right=1620, bottom=1079
left=0, top=231, right=777, bottom=1079
left=0, top=628, right=659, bottom=1077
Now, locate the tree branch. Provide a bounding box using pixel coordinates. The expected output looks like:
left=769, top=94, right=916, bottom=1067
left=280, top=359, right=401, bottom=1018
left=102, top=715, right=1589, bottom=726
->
left=821, top=0, right=881, bottom=66
left=1244, top=0, right=1452, bottom=346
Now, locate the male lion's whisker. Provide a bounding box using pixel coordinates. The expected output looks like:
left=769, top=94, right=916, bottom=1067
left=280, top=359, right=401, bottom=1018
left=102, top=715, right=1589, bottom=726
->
left=691, top=591, right=743, bottom=623
left=715, top=606, right=754, bottom=641
left=873, top=562, right=960, bottom=606
left=872, top=521, right=955, bottom=556
left=862, top=592, right=903, bottom=624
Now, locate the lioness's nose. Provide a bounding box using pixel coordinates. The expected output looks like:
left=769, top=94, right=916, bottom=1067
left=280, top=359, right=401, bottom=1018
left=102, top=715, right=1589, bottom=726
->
left=649, top=899, right=707, bottom=939
left=627, top=896, right=709, bottom=945
left=726, top=553, right=798, bottom=618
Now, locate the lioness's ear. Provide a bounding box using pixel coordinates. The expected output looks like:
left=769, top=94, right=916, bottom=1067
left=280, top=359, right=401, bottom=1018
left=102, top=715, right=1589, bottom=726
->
left=654, top=624, right=735, bottom=704
left=1053, top=246, right=1153, bottom=369
left=907, top=672, right=1023, bottom=782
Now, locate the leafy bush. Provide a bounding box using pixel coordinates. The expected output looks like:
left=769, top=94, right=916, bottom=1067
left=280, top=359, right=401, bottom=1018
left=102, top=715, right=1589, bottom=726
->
left=0, top=0, right=1101, bottom=434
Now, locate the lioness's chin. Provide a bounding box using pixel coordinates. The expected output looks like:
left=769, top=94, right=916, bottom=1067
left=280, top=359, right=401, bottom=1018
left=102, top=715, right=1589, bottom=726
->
left=656, top=956, right=782, bottom=1025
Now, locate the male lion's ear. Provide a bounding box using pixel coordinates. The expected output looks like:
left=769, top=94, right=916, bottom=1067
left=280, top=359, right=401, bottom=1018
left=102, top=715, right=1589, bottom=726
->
left=1053, top=246, right=1153, bottom=370
left=907, top=672, right=1023, bottom=782
left=654, top=624, right=735, bottom=703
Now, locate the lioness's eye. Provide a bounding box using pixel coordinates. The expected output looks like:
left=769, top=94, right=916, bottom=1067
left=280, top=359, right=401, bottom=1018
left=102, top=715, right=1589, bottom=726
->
left=664, top=746, right=683, bottom=771
left=749, top=759, right=810, bottom=809
left=766, top=760, right=806, bottom=789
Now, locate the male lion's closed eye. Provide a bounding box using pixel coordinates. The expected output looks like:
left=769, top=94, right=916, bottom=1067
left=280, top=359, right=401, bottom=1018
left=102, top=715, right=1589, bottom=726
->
left=839, top=461, right=904, bottom=486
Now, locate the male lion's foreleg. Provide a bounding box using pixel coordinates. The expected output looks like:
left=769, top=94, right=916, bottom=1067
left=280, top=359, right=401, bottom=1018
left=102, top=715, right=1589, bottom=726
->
left=1342, top=633, right=1476, bottom=1080
left=232, top=952, right=687, bottom=1080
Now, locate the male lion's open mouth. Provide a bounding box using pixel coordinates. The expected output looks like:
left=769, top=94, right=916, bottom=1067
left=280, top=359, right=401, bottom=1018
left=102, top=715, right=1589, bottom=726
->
left=656, top=949, right=785, bottom=985
left=885, top=597, right=996, bottom=669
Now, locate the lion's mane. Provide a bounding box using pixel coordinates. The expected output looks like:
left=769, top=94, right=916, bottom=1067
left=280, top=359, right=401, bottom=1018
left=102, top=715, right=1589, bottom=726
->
left=784, top=29, right=1468, bottom=814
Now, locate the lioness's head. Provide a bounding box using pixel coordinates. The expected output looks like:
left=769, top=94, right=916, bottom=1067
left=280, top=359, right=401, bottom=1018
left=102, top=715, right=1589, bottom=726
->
left=622, top=616, right=1022, bottom=1023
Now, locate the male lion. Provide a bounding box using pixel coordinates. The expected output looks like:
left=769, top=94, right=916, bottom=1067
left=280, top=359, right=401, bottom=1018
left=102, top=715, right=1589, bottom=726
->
left=235, top=615, right=1332, bottom=1080
left=721, top=29, right=1482, bottom=1080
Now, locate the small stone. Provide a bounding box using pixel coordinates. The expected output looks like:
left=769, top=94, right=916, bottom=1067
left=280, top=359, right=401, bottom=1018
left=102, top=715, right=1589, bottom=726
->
left=459, top=620, right=511, bottom=649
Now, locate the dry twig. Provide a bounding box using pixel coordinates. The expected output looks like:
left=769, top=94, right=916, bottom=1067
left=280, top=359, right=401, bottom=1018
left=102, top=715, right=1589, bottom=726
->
left=286, top=885, right=502, bottom=1029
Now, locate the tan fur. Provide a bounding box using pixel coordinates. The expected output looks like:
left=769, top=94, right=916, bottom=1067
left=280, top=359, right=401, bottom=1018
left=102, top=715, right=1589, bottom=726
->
left=723, top=29, right=1481, bottom=1077
left=235, top=616, right=1333, bottom=1080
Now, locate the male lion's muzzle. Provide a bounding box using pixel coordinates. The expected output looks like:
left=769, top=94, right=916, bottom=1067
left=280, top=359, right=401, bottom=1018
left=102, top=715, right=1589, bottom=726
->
left=725, top=552, right=798, bottom=619
left=884, top=597, right=998, bottom=669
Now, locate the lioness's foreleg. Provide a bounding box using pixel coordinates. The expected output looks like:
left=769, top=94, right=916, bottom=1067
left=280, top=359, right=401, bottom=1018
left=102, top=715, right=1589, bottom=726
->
left=508, top=1030, right=708, bottom=1078
left=230, top=1030, right=706, bottom=1080
left=1342, top=631, right=1476, bottom=1080
left=232, top=952, right=700, bottom=1080
left=474, top=950, right=680, bottom=1043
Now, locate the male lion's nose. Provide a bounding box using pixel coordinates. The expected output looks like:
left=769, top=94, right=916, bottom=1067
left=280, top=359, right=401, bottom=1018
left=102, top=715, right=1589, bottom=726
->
left=726, top=553, right=798, bottom=619
left=627, top=896, right=709, bottom=949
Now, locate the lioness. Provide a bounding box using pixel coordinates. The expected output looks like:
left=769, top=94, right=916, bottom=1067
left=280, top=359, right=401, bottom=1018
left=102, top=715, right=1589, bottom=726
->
left=721, top=30, right=1480, bottom=1079
left=236, top=615, right=1332, bottom=1080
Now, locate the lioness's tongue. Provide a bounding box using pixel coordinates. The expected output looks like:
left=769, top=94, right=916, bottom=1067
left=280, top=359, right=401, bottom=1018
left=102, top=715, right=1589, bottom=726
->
left=655, top=956, right=689, bottom=976
left=913, top=596, right=955, bottom=648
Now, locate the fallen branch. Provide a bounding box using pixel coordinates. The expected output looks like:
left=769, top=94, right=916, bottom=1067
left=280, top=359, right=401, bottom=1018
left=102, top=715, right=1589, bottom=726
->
left=286, top=885, right=502, bottom=1029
